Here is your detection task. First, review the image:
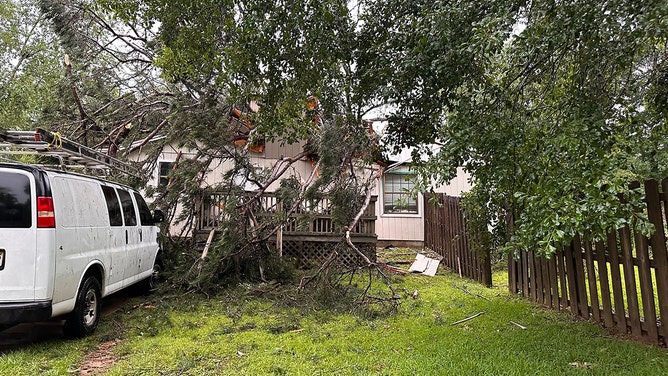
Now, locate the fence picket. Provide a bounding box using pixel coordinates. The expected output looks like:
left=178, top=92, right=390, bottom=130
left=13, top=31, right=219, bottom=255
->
left=606, top=231, right=628, bottom=333
left=509, top=253, right=516, bottom=293
left=547, top=255, right=558, bottom=309
left=572, top=237, right=589, bottom=317
left=521, top=251, right=529, bottom=295
left=584, top=240, right=601, bottom=323
left=563, top=243, right=579, bottom=315
left=648, top=179, right=668, bottom=339
left=635, top=232, right=658, bottom=342
left=620, top=226, right=642, bottom=338
left=536, top=254, right=545, bottom=305
left=555, top=247, right=568, bottom=310
left=595, top=241, right=614, bottom=329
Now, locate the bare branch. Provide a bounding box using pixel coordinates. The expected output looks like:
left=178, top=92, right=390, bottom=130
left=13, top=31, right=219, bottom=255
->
left=126, top=118, right=169, bottom=155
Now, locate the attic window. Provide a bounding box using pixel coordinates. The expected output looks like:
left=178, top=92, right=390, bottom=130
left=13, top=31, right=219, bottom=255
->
left=383, top=172, right=417, bottom=214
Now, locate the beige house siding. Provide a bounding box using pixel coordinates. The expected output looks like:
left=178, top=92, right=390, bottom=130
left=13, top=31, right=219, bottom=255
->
left=129, top=140, right=316, bottom=236
left=374, top=167, right=471, bottom=246
left=132, top=140, right=314, bottom=191
left=130, top=140, right=471, bottom=244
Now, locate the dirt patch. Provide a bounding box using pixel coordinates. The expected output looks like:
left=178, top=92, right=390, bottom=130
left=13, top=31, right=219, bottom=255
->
left=79, top=339, right=119, bottom=375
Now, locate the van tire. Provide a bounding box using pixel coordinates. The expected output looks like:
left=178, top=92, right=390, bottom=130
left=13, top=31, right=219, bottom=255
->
left=64, top=276, right=101, bottom=338
left=138, top=258, right=162, bottom=294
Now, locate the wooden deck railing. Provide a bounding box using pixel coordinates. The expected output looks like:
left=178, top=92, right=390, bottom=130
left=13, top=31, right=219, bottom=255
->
left=197, top=191, right=377, bottom=267
left=197, top=191, right=376, bottom=238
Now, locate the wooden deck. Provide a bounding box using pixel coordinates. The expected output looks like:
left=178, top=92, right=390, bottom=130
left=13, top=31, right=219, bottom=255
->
left=196, top=191, right=377, bottom=267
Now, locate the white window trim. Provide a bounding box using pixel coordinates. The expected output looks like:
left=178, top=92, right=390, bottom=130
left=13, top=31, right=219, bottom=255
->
left=380, top=172, right=422, bottom=218
left=156, top=160, right=176, bottom=189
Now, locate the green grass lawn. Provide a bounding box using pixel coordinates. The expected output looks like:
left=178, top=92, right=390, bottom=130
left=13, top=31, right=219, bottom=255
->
left=1, top=265, right=667, bottom=375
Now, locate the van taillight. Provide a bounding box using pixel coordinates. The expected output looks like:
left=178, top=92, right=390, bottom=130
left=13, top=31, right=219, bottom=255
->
left=37, top=196, right=56, bottom=228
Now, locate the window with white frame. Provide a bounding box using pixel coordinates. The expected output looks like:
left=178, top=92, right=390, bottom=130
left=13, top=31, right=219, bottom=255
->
left=158, top=162, right=174, bottom=189
left=383, top=172, right=418, bottom=214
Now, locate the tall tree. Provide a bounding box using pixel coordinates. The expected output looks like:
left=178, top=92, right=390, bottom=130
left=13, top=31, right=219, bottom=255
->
left=31, top=0, right=386, bottom=292
left=0, top=0, right=62, bottom=129
left=360, top=0, right=668, bottom=254
left=31, top=0, right=666, bottom=268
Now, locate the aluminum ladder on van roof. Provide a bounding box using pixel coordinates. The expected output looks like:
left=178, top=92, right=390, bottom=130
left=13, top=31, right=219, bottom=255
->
left=0, top=128, right=141, bottom=178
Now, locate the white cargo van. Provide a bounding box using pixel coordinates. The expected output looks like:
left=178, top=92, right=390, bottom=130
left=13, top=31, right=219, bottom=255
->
left=0, top=163, right=163, bottom=337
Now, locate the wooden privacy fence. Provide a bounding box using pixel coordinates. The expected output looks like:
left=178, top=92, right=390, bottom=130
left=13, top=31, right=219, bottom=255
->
left=424, top=193, right=492, bottom=286
left=509, top=178, right=668, bottom=346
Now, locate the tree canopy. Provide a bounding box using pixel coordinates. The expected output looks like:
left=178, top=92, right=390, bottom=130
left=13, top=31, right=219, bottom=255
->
left=0, top=0, right=62, bottom=129
left=3, top=0, right=667, bottom=258
left=360, top=0, right=668, bottom=254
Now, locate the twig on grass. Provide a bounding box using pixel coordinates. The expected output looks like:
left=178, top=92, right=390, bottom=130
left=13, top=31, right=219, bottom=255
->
left=382, top=264, right=408, bottom=275
left=452, top=283, right=491, bottom=301
left=451, top=311, right=486, bottom=326
left=510, top=321, right=527, bottom=330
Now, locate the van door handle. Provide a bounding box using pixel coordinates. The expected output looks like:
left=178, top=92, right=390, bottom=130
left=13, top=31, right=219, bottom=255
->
left=125, top=230, right=128, bottom=244
left=139, top=228, right=143, bottom=242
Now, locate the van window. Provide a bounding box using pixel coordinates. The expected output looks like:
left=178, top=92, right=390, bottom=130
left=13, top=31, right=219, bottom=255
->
left=117, top=189, right=137, bottom=226
left=133, top=192, right=153, bottom=225
left=0, top=171, right=31, bottom=228
left=101, top=186, right=123, bottom=226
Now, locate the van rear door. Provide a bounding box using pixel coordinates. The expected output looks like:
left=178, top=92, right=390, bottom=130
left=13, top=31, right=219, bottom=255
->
left=0, top=168, right=39, bottom=302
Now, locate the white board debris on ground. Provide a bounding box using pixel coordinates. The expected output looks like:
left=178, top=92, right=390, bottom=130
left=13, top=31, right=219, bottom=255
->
left=408, top=253, right=441, bottom=276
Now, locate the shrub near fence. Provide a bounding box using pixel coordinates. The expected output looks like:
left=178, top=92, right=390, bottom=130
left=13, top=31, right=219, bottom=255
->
left=509, top=178, right=668, bottom=346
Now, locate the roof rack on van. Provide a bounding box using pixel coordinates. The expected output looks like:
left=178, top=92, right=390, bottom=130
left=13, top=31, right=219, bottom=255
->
left=0, top=128, right=140, bottom=178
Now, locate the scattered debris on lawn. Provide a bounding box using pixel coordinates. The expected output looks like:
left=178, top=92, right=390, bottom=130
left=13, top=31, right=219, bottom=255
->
left=451, top=311, right=486, bottom=326
left=569, top=361, right=594, bottom=369
left=408, top=253, right=442, bottom=276
left=452, top=283, right=491, bottom=301
left=381, top=264, right=408, bottom=275
left=510, top=321, right=527, bottom=330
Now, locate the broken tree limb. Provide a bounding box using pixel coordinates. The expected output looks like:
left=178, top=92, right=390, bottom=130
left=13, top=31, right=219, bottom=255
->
left=64, top=55, right=94, bottom=130
left=200, top=228, right=216, bottom=260
left=343, top=168, right=382, bottom=265
left=126, top=118, right=169, bottom=155
left=382, top=264, right=408, bottom=275
left=510, top=321, right=527, bottom=330
left=347, top=168, right=381, bottom=232
left=298, top=249, right=340, bottom=291
left=451, top=311, right=486, bottom=326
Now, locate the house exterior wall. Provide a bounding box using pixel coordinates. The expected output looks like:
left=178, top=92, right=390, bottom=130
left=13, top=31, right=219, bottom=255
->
left=130, top=141, right=471, bottom=244
left=128, top=140, right=317, bottom=236
left=131, top=140, right=314, bottom=190
left=374, top=166, right=471, bottom=247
